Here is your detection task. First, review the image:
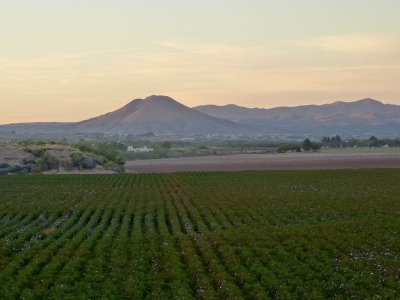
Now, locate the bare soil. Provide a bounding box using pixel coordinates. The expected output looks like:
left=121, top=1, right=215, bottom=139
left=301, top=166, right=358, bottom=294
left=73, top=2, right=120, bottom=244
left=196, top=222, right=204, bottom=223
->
left=125, top=149, right=400, bottom=173
left=43, top=227, right=55, bottom=236
left=0, top=145, right=34, bottom=165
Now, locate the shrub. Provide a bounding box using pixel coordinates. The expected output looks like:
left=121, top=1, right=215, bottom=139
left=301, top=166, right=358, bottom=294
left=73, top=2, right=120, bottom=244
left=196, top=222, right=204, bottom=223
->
left=71, top=152, right=83, bottom=159
left=34, top=154, right=59, bottom=172
left=277, top=144, right=301, bottom=153
left=23, top=147, right=45, bottom=158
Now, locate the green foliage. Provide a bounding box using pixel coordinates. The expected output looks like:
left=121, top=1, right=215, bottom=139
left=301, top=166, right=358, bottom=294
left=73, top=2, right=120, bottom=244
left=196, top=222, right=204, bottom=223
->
left=70, top=151, right=82, bottom=159
left=120, top=140, right=282, bottom=161
left=23, top=147, right=45, bottom=158
left=322, top=135, right=400, bottom=148
left=103, top=160, right=124, bottom=172
left=277, top=143, right=301, bottom=153
left=1, top=170, right=400, bottom=298
left=303, top=138, right=313, bottom=151
left=19, top=140, right=47, bottom=147
left=160, top=141, right=172, bottom=149
left=322, top=135, right=343, bottom=148
left=368, top=136, right=385, bottom=147
left=75, top=142, right=124, bottom=167
left=303, top=139, right=321, bottom=152
left=33, top=154, right=59, bottom=172
left=311, top=141, right=321, bottom=151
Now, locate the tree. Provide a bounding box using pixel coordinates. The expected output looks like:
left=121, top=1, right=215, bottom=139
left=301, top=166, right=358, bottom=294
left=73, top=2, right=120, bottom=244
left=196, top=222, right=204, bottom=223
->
left=368, top=136, right=385, bottom=147
left=303, top=139, right=313, bottom=152
left=321, top=136, right=331, bottom=143
left=328, top=135, right=342, bottom=148
left=311, top=142, right=322, bottom=152
left=161, top=141, right=172, bottom=149
left=369, top=136, right=379, bottom=147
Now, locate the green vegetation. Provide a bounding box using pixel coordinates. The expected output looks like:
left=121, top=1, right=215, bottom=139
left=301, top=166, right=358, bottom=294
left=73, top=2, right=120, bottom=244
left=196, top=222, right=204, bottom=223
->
left=11, top=140, right=124, bottom=173
left=277, top=136, right=400, bottom=153
left=277, top=143, right=301, bottom=153
left=23, top=146, right=45, bottom=158
left=33, top=154, right=59, bottom=172
left=75, top=142, right=124, bottom=171
left=0, top=170, right=399, bottom=298
left=322, top=135, right=343, bottom=148
left=302, top=138, right=321, bottom=152
left=277, top=139, right=321, bottom=153
left=9, top=137, right=400, bottom=163
left=322, top=135, right=400, bottom=148
left=119, top=140, right=281, bottom=160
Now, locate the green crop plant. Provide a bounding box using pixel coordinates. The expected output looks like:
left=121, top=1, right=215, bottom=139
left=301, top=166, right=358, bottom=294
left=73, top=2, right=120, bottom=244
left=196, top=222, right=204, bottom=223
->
left=0, top=170, right=400, bottom=298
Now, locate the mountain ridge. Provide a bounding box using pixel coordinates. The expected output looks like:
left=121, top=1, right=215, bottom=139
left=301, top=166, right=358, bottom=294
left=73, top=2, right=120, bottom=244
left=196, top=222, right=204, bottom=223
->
left=194, top=98, right=400, bottom=137
left=1, top=96, right=399, bottom=137
left=0, top=95, right=254, bottom=135
left=195, top=98, right=390, bottom=112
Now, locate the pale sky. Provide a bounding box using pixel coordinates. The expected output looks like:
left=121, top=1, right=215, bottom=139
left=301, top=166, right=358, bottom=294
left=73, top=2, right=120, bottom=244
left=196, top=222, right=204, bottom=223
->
left=1, top=0, right=400, bottom=123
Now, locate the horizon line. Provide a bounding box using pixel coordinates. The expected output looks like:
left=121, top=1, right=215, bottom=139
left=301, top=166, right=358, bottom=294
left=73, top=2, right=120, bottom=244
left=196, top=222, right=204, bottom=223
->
left=0, top=96, right=396, bottom=126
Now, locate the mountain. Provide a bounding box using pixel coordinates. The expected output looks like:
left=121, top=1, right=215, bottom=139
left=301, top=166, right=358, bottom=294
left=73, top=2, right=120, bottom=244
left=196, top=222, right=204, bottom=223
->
left=2, top=96, right=400, bottom=138
left=194, top=98, right=400, bottom=137
left=73, top=95, right=253, bottom=134
left=0, top=95, right=253, bottom=136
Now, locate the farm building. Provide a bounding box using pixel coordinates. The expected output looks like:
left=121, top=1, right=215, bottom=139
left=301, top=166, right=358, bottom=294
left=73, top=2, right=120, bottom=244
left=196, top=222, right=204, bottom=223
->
left=127, top=146, right=154, bottom=153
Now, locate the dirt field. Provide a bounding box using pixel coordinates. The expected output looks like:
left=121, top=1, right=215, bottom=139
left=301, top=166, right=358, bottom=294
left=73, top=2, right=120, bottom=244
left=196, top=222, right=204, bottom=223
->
left=125, top=149, right=400, bottom=173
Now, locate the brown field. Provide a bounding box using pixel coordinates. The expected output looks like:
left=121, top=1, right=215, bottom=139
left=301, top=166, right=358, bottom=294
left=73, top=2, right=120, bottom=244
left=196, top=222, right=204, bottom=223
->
left=125, top=149, right=400, bottom=173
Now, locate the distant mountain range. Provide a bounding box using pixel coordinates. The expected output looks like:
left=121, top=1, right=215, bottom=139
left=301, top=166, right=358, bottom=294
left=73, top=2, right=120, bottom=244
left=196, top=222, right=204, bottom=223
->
left=1, top=96, right=400, bottom=138
left=195, top=98, right=400, bottom=137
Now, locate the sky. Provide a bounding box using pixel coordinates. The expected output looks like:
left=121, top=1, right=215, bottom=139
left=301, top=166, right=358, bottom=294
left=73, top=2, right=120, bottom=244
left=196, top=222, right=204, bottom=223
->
left=1, top=0, right=400, bottom=123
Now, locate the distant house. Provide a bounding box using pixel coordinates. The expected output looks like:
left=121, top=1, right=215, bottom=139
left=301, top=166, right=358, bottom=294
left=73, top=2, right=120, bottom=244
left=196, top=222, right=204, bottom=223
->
left=127, top=146, right=154, bottom=153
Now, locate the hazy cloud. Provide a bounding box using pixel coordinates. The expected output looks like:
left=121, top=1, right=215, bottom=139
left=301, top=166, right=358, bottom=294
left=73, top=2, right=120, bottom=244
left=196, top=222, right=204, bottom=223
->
left=296, top=32, right=400, bottom=58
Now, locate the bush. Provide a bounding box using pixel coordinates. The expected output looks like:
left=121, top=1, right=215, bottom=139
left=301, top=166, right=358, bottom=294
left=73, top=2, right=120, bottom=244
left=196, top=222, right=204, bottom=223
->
left=71, top=151, right=82, bottom=159
left=75, top=142, right=124, bottom=168
left=34, top=154, right=59, bottom=172
left=23, top=147, right=45, bottom=158
left=31, top=148, right=45, bottom=158
left=104, top=161, right=124, bottom=173
left=277, top=144, right=301, bottom=153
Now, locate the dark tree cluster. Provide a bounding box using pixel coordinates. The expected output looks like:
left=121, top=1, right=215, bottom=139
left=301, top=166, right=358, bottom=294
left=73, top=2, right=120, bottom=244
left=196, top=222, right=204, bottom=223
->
left=321, top=135, right=343, bottom=148
left=322, top=135, right=400, bottom=148
left=302, top=138, right=321, bottom=152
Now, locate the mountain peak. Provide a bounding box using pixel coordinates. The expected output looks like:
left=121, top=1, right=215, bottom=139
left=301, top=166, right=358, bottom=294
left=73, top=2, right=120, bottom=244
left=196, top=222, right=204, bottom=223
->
left=225, top=104, right=243, bottom=108
left=357, top=98, right=383, bottom=105
left=145, top=95, right=176, bottom=102
left=330, top=98, right=383, bottom=107
left=142, top=95, right=186, bottom=108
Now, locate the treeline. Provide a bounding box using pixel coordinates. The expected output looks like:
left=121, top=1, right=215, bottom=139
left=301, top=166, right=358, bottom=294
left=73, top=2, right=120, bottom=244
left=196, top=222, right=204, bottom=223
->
left=321, top=135, right=400, bottom=148
left=278, top=135, right=400, bottom=153
left=277, top=138, right=321, bottom=153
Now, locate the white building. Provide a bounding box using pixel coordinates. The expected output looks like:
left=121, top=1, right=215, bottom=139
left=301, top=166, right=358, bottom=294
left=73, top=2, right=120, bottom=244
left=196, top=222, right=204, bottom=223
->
left=127, top=146, right=154, bottom=153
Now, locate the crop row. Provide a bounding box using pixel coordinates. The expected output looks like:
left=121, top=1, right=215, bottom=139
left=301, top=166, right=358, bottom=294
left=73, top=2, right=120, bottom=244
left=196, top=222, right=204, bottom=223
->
left=1, top=170, right=400, bottom=298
